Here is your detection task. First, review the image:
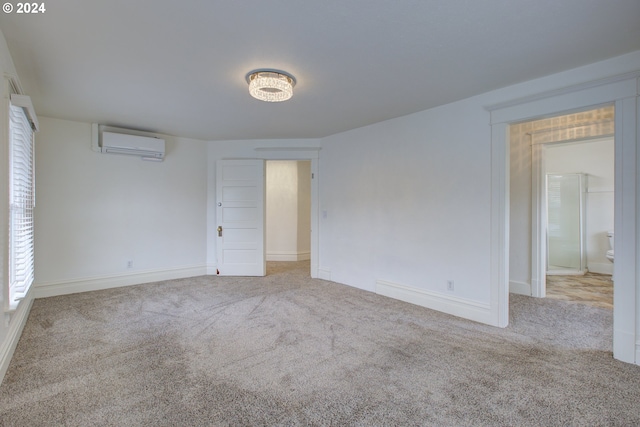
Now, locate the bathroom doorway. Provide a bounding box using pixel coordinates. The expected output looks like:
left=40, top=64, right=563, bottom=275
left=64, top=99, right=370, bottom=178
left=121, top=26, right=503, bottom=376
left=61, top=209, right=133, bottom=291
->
left=509, top=106, right=615, bottom=308
left=492, top=72, right=638, bottom=363
left=543, top=137, right=615, bottom=308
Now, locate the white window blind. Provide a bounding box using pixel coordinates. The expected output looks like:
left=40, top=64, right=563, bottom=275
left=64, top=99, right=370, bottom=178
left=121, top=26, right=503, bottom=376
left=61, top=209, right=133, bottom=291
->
left=7, top=98, right=36, bottom=311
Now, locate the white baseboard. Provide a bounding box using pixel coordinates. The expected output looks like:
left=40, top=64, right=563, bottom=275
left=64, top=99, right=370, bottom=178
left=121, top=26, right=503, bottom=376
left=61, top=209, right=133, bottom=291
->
left=34, top=264, right=208, bottom=299
left=318, top=268, right=332, bottom=281
left=588, top=262, right=614, bottom=275
left=266, top=251, right=310, bottom=261
left=206, top=263, right=218, bottom=275
left=614, top=328, right=637, bottom=365
left=547, top=269, right=586, bottom=276
left=509, top=280, right=531, bottom=296
left=0, top=293, right=34, bottom=385
left=297, top=251, right=310, bottom=261
left=375, top=279, right=492, bottom=325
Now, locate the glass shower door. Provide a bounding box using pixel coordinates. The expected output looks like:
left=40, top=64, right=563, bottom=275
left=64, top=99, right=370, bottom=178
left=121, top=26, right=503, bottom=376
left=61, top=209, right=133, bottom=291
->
left=547, top=173, right=587, bottom=274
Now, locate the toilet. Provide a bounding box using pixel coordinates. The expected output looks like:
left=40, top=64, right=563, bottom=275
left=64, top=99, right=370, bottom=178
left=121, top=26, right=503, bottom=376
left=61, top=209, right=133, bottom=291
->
left=606, top=231, right=614, bottom=263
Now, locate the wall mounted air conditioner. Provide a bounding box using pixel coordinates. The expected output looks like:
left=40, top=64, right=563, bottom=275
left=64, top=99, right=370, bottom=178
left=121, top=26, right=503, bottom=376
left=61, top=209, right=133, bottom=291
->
left=92, top=124, right=165, bottom=161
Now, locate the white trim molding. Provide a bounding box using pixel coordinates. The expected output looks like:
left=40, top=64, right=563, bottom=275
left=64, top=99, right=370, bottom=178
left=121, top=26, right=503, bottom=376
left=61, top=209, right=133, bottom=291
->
left=318, top=268, right=332, bottom=281
left=612, top=95, right=639, bottom=365
left=266, top=251, right=310, bottom=262
left=0, top=292, right=33, bottom=385
left=206, top=263, right=218, bottom=275
left=485, top=71, right=640, bottom=118
left=376, top=279, right=492, bottom=325
left=254, top=147, right=321, bottom=155
left=490, top=122, right=510, bottom=328
left=588, top=262, right=613, bottom=276
left=34, top=265, right=207, bottom=299
left=509, top=280, right=531, bottom=296
left=530, top=141, right=547, bottom=298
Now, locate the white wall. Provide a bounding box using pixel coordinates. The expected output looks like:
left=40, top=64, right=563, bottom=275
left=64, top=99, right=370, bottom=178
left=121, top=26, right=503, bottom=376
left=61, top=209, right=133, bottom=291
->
left=297, top=161, right=311, bottom=254
left=266, top=160, right=311, bottom=261
left=546, top=138, right=614, bottom=274
left=319, top=98, right=493, bottom=306
left=34, top=117, right=208, bottom=294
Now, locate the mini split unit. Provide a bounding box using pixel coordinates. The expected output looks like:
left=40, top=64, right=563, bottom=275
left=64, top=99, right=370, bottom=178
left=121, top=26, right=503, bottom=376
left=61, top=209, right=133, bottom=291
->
left=92, top=124, right=165, bottom=161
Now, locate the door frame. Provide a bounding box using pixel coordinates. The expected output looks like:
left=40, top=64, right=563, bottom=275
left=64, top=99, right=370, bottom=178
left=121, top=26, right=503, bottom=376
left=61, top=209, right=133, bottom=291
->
left=212, top=147, right=320, bottom=278
left=531, top=139, right=547, bottom=298
left=532, top=135, right=615, bottom=297
left=486, top=71, right=640, bottom=364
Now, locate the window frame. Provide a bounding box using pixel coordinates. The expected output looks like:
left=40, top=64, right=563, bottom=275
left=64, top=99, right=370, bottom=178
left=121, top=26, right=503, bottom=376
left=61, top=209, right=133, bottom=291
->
left=5, top=93, right=38, bottom=312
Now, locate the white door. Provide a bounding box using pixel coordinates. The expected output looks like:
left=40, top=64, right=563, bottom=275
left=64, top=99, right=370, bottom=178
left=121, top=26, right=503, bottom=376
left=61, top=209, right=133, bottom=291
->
left=216, top=159, right=265, bottom=276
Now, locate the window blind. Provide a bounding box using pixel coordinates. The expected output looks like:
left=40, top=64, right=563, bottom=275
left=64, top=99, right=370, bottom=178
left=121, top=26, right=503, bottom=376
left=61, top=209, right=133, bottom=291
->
left=7, top=101, right=35, bottom=311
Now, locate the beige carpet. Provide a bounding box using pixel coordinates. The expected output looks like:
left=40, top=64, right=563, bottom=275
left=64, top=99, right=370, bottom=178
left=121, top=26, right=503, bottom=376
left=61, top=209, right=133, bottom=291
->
left=1, top=261, right=639, bottom=426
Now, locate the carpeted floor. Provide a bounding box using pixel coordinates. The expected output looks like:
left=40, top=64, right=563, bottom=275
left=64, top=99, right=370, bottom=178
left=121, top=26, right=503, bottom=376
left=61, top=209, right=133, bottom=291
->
left=1, top=261, right=639, bottom=426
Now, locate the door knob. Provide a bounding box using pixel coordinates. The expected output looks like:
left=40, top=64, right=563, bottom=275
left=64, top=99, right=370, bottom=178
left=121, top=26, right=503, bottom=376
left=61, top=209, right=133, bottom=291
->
left=217, top=226, right=223, bottom=237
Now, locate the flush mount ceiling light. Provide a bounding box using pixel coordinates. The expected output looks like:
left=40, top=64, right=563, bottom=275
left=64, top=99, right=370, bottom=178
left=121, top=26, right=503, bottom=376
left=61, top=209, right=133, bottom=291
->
left=246, top=69, right=296, bottom=102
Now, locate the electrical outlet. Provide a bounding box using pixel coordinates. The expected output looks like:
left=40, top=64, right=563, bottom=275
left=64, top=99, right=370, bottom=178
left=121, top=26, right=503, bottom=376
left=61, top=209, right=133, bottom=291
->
left=447, top=280, right=454, bottom=291
left=127, top=260, right=133, bottom=268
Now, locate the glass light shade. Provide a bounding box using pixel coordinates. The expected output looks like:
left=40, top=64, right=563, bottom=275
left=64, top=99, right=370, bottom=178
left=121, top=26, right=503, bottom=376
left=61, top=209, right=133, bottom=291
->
left=247, top=71, right=295, bottom=102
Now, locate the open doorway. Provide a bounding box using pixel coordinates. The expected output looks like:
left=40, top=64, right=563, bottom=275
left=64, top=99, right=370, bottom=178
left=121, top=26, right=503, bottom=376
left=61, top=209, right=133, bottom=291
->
left=265, top=160, right=312, bottom=275
left=488, top=73, right=638, bottom=364
left=509, top=106, right=614, bottom=308
left=544, top=138, right=614, bottom=309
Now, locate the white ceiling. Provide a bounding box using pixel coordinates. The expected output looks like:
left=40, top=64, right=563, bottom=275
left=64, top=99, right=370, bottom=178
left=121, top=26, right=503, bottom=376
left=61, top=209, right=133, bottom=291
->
left=1, top=0, right=639, bottom=141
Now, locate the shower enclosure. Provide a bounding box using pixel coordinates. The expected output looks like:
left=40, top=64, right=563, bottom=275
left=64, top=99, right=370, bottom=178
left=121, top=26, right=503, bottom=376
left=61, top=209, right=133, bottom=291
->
left=546, top=173, right=587, bottom=275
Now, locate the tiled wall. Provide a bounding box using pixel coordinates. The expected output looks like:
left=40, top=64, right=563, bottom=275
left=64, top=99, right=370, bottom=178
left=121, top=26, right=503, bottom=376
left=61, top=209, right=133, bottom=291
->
left=510, top=105, right=614, bottom=145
